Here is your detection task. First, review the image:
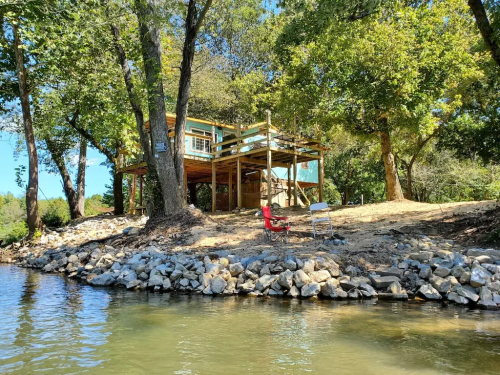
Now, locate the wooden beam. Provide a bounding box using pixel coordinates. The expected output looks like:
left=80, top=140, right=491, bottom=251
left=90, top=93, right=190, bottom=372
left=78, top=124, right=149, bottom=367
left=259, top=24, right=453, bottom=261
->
left=237, top=157, right=242, bottom=208
left=267, top=127, right=272, bottom=207
left=139, top=176, right=143, bottom=207
left=318, top=149, right=324, bottom=202
left=287, top=166, right=291, bottom=207
left=293, top=154, right=298, bottom=206
left=212, top=162, right=216, bottom=213
left=184, top=169, right=188, bottom=205
left=228, top=167, right=233, bottom=212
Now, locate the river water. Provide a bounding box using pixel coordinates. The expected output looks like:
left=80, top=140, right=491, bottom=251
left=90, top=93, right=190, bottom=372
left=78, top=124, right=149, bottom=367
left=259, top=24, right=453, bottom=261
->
left=1, top=265, right=499, bottom=374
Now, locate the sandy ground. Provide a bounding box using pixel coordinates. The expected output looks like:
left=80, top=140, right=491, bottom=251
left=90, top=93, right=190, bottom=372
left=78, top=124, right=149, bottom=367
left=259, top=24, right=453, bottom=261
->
left=180, top=200, right=499, bottom=257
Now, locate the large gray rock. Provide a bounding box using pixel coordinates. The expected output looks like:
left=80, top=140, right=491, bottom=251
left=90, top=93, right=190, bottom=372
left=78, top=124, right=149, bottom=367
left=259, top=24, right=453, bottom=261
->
left=255, top=275, right=278, bottom=291
left=294, top=270, right=311, bottom=288
left=387, top=281, right=404, bottom=294
left=479, top=286, right=493, bottom=302
left=247, top=260, right=262, bottom=274
left=288, top=285, right=300, bottom=298
left=477, top=300, right=498, bottom=310
left=68, top=254, right=79, bottom=264
left=429, top=275, right=451, bottom=293
left=283, top=259, right=297, bottom=271
left=358, top=282, right=378, bottom=297
left=301, top=282, right=321, bottom=297
left=467, top=248, right=500, bottom=259
left=90, top=273, right=115, bottom=286
left=170, top=269, right=183, bottom=281
left=309, top=270, right=331, bottom=283
left=205, top=263, right=222, bottom=276
left=210, top=276, right=227, bottom=294
left=451, top=266, right=466, bottom=279
left=162, top=278, right=172, bottom=291
left=369, top=275, right=401, bottom=289
left=418, top=284, right=442, bottom=300
left=456, top=286, right=479, bottom=302
left=240, top=281, right=255, bottom=293
left=448, top=292, right=469, bottom=305
left=301, top=259, right=315, bottom=273
left=278, top=269, right=294, bottom=290
left=419, top=267, right=432, bottom=280
left=433, top=267, right=451, bottom=278
left=229, top=262, right=244, bottom=276
left=320, top=279, right=340, bottom=298
left=374, top=267, right=403, bottom=278
left=148, top=275, right=164, bottom=287
left=409, top=252, right=434, bottom=261
left=487, top=280, right=500, bottom=293
left=460, top=271, right=471, bottom=284
left=339, top=279, right=358, bottom=291
left=470, top=265, right=489, bottom=287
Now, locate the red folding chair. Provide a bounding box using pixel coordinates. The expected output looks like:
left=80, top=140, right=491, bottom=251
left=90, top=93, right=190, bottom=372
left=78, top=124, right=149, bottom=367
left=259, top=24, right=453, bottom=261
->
left=262, top=206, right=291, bottom=243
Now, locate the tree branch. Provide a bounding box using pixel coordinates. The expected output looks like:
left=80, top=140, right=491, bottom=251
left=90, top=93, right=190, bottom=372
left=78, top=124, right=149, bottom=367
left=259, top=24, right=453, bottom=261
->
left=468, top=0, right=500, bottom=68
left=194, top=0, right=212, bottom=35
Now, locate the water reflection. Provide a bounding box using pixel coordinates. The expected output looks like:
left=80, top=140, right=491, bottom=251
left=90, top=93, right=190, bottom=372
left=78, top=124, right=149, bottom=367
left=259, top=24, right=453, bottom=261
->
left=0, top=265, right=499, bottom=374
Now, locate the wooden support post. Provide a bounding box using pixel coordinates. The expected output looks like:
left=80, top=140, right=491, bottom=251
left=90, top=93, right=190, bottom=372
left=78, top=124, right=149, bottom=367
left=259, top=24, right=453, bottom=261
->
left=287, top=166, right=291, bottom=207
left=318, top=149, right=324, bottom=202
left=184, top=170, right=188, bottom=205
left=267, top=123, right=273, bottom=206
left=237, top=158, right=242, bottom=208
left=267, top=149, right=272, bottom=207
left=139, top=176, right=143, bottom=207
left=228, top=167, right=233, bottom=212
left=293, top=154, right=298, bottom=206
left=212, top=162, right=216, bottom=213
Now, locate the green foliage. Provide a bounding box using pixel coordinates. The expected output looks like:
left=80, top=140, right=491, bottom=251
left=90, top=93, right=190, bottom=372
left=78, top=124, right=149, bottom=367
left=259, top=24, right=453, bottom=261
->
left=0, top=193, right=28, bottom=244
left=39, top=198, right=70, bottom=227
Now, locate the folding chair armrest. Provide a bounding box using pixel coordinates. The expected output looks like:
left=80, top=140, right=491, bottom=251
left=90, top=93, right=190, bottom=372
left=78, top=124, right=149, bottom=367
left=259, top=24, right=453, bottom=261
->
left=270, top=215, right=289, bottom=221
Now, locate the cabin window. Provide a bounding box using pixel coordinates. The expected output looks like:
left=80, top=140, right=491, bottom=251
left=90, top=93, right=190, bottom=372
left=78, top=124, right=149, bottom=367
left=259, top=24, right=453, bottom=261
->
left=191, top=128, right=213, bottom=153
left=301, top=161, right=309, bottom=169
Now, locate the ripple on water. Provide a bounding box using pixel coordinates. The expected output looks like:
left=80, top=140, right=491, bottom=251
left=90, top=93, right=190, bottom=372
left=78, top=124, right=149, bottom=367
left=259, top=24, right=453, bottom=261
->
left=0, top=265, right=499, bottom=374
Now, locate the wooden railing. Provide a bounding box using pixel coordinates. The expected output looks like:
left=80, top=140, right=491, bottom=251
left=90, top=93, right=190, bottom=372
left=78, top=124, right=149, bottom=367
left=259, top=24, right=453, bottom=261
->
left=210, top=127, right=322, bottom=160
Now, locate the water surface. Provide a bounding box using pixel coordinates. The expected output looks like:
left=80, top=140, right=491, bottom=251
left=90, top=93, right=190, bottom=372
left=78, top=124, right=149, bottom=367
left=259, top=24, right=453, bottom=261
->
left=1, top=265, right=499, bottom=374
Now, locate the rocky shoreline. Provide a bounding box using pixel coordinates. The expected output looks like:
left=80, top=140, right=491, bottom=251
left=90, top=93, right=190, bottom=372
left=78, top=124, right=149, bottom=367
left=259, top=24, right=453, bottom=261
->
left=2, top=227, right=500, bottom=310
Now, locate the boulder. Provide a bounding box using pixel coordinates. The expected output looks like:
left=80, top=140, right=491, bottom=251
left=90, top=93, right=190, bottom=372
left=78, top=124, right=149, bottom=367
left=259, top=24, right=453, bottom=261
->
left=369, top=275, right=401, bottom=289
left=148, top=275, right=164, bottom=287
left=358, top=282, right=377, bottom=297
left=240, top=281, right=255, bottom=293
left=344, top=265, right=359, bottom=277
left=301, top=259, right=315, bottom=273
left=451, top=266, right=466, bottom=279
left=126, top=279, right=141, bottom=289
left=419, top=267, right=432, bottom=280
left=429, top=275, right=451, bottom=293
left=229, top=262, right=244, bottom=276
left=387, top=281, right=404, bottom=294
left=301, top=282, right=321, bottom=298
left=470, top=265, right=489, bottom=287
left=170, top=269, right=183, bottom=281
left=433, top=267, right=451, bottom=278
left=278, top=269, right=294, bottom=290
left=294, top=270, right=311, bottom=288
left=339, top=279, right=358, bottom=291
left=447, top=292, right=469, bottom=305
left=90, top=273, right=115, bottom=286
left=460, top=271, right=471, bottom=284
left=409, top=252, right=433, bottom=261
left=309, top=270, right=331, bottom=283
left=288, top=286, right=300, bottom=298
left=210, top=276, right=227, bottom=294
left=68, top=254, right=79, bottom=264
left=283, top=259, right=297, bottom=271
left=247, top=260, right=262, bottom=274
left=374, top=267, right=403, bottom=278
left=255, top=275, right=278, bottom=292
left=162, top=278, right=172, bottom=291
left=418, top=284, right=442, bottom=300
left=260, top=264, right=271, bottom=276
left=477, top=300, right=498, bottom=310
left=320, top=279, right=340, bottom=298
left=479, top=286, right=493, bottom=302
left=205, top=263, right=222, bottom=276
left=456, top=286, right=479, bottom=302
left=436, top=249, right=453, bottom=259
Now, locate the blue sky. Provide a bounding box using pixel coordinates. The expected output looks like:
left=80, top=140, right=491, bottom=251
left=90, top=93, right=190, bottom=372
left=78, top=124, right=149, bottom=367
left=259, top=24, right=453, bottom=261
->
left=0, top=131, right=111, bottom=199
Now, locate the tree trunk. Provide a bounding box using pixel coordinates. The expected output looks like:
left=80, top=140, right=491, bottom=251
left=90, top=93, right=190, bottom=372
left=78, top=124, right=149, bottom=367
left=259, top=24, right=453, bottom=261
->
left=13, top=22, right=42, bottom=234
left=468, top=0, right=500, bottom=68
left=174, top=0, right=213, bottom=194
left=76, top=137, right=87, bottom=216
left=134, top=0, right=183, bottom=215
left=45, top=138, right=82, bottom=220
left=379, top=130, right=404, bottom=201
left=113, top=154, right=124, bottom=215
left=109, top=22, right=163, bottom=216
